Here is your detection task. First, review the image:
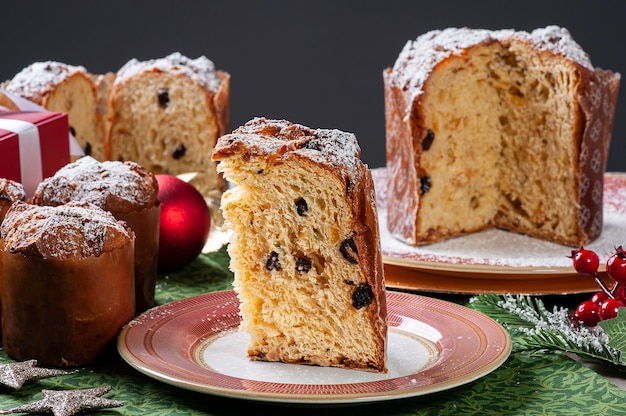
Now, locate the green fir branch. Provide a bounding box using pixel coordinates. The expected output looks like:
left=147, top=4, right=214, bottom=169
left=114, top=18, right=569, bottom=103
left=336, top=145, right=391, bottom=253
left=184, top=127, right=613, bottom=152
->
left=469, top=293, right=626, bottom=367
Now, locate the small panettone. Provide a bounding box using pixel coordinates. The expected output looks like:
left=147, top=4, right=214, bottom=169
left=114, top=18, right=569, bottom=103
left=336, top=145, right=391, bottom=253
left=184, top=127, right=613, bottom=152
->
left=2, top=61, right=106, bottom=160
left=383, top=25, right=620, bottom=247
left=106, top=52, right=230, bottom=199
left=213, top=117, right=387, bottom=373
left=32, top=156, right=160, bottom=312
left=0, top=201, right=135, bottom=367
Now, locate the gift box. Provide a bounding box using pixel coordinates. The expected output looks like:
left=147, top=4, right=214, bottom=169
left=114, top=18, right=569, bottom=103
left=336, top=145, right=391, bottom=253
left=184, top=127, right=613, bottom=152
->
left=0, top=111, right=70, bottom=198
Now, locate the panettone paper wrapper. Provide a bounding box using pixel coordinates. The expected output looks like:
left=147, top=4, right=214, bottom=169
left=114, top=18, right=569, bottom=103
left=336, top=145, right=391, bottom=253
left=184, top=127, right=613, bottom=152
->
left=116, top=204, right=160, bottom=313
left=0, top=241, right=135, bottom=367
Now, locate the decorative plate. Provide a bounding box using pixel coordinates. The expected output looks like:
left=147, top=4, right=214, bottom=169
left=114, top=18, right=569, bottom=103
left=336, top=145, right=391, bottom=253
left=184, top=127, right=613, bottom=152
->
left=118, top=290, right=511, bottom=404
left=373, top=168, right=626, bottom=294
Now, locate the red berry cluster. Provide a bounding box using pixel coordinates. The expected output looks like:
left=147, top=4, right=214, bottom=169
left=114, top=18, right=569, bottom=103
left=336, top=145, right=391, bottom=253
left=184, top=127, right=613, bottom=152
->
left=570, top=246, right=626, bottom=326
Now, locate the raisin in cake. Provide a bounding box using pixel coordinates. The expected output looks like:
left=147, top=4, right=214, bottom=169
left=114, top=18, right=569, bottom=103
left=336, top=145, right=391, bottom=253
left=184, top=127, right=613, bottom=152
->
left=212, top=118, right=387, bottom=373
left=106, top=52, right=230, bottom=201
left=2, top=61, right=105, bottom=160
left=383, top=26, right=620, bottom=247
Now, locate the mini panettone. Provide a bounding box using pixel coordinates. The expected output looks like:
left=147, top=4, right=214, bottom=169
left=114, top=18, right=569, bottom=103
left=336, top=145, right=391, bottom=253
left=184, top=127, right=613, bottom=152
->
left=32, top=156, right=160, bottom=312
left=383, top=26, right=620, bottom=247
left=213, top=117, right=388, bottom=373
left=0, top=201, right=135, bottom=367
left=106, top=52, right=230, bottom=201
left=2, top=61, right=106, bottom=160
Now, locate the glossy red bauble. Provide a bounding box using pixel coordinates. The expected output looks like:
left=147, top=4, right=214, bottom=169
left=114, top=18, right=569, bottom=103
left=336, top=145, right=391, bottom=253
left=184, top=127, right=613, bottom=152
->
left=156, top=174, right=211, bottom=272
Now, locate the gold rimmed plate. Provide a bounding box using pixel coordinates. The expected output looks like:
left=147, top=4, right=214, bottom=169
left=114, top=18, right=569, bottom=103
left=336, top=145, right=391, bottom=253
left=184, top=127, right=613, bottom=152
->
left=118, top=290, right=511, bottom=405
left=373, top=168, right=626, bottom=294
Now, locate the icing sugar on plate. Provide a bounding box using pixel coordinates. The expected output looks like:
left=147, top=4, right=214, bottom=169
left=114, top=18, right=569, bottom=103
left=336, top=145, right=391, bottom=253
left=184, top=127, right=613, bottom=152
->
left=373, top=168, right=626, bottom=273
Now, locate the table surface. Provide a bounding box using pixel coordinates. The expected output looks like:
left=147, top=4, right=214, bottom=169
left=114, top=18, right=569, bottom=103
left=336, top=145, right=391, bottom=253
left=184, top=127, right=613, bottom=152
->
left=1, top=246, right=625, bottom=415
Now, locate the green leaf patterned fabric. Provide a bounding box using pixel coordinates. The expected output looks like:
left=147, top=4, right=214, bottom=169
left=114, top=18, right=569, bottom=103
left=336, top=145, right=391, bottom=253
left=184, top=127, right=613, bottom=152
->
left=0, top=246, right=625, bottom=415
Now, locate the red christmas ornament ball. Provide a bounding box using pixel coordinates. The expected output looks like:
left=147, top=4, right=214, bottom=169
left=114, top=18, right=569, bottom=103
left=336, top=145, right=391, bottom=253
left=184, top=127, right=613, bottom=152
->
left=156, top=174, right=211, bottom=272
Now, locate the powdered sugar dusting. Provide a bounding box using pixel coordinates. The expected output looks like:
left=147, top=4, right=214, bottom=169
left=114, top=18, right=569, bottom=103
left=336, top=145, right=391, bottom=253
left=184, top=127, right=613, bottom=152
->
left=33, top=156, right=158, bottom=212
left=1, top=201, right=132, bottom=260
left=215, top=118, right=364, bottom=183
left=373, top=168, right=626, bottom=269
left=5, top=61, right=88, bottom=101
left=0, top=178, right=25, bottom=202
left=115, top=52, right=222, bottom=93
left=389, top=26, right=593, bottom=113
left=527, top=26, right=593, bottom=70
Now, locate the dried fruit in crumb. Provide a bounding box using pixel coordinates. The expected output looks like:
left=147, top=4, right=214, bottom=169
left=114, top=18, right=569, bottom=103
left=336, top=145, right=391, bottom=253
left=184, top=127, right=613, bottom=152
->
left=352, top=283, right=374, bottom=309
left=295, top=198, right=308, bottom=216
left=266, top=251, right=281, bottom=271
left=420, top=176, right=431, bottom=195
left=172, top=144, right=186, bottom=159
left=340, top=236, right=358, bottom=264
left=422, top=129, right=435, bottom=151
left=158, top=88, right=170, bottom=108
left=295, top=257, right=311, bottom=273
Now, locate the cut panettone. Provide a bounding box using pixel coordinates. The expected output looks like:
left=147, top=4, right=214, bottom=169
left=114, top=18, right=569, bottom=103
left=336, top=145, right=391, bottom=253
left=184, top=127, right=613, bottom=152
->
left=2, top=61, right=106, bottom=160
left=106, top=52, right=230, bottom=199
left=384, top=26, right=620, bottom=247
left=213, top=117, right=387, bottom=373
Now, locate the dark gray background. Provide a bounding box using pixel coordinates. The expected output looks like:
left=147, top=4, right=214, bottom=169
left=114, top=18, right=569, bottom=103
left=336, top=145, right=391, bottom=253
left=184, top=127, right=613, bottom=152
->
left=1, top=0, right=624, bottom=171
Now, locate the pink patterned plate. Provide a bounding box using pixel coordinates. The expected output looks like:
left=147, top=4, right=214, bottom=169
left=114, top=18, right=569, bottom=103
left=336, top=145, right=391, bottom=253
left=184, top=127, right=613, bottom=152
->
left=117, top=290, right=511, bottom=404
left=373, top=168, right=626, bottom=283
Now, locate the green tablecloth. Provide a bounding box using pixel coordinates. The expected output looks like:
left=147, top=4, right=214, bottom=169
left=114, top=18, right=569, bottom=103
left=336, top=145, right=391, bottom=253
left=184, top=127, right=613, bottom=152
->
left=1, top=246, right=625, bottom=415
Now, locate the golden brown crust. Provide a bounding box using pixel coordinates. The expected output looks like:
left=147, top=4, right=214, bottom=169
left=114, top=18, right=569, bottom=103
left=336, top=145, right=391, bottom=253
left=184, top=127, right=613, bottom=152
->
left=0, top=91, right=20, bottom=111
left=0, top=179, right=25, bottom=224
left=1, top=201, right=133, bottom=260
left=213, top=117, right=365, bottom=188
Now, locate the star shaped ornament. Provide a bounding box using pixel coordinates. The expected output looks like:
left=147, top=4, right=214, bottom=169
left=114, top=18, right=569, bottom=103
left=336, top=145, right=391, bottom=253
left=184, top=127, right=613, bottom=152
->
left=0, top=360, right=67, bottom=390
left=0, top=386, right=124, bottom=416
